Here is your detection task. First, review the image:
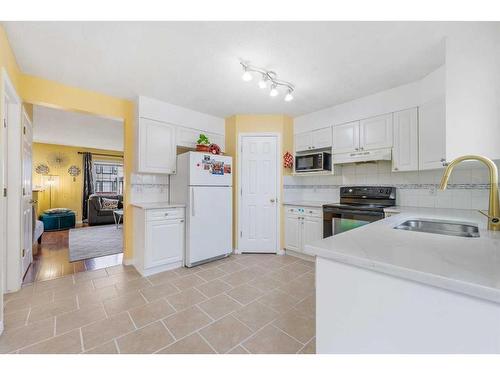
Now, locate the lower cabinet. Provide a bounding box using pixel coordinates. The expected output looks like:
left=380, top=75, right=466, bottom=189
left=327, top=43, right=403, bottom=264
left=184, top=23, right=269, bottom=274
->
left=133, top=206, right=185, bottom=276
left=284, top=205, right=323, bottom=254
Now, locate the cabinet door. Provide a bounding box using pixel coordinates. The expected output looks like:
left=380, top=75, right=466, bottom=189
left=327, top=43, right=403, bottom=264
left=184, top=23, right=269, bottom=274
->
left=359, top=114, right=393, bottom=151
left=285, top=214, right=301, bottom=251
left=138, top=118, right=176, bottom=173
left=295, top=132, right=313, bottom=152
left=333, top=121, right=360, bottom=153
left=145, top=219, right=184, bottom=268
left=303, top=216, right=323, bottom=250
left=419, top=97, right=446, bottom=170
left=312, top=127, right=332, bottom=150
left=393, top=108, right=418, bottom=172
left=208, top=132, right=225, bottom=152
left=176, top=126, right=198, bottom=148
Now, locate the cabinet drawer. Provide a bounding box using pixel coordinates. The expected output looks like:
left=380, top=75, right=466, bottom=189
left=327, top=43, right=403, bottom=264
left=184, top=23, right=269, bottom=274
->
left=146, top=208, right=185, bottom=221
left=285, top=206, right=301, bottom=216
left=304, top=208, right=322, bottom=217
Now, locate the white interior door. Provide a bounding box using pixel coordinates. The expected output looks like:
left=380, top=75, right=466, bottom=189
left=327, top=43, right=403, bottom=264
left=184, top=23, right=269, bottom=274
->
left=21, top=110, right=33, bottom=277
left=188, top=186, right=232, bottom=266
left=239, top=135, right=278, bottom=253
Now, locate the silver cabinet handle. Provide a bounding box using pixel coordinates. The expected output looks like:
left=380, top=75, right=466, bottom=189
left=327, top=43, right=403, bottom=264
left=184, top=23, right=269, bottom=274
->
left=164, top=213, right=169, bottom=216
left=270, top=198, right=275, bottom=203
left=355, top=148, right=359, bottom=151
left=180, top=219, right=184, bottom=223
left=191, top=189, right=195, bottom=217
left=394, top=167, right=399, bottom=171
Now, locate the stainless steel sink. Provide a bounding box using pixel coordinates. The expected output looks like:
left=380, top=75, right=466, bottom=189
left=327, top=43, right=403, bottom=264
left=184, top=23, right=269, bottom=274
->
left=394, top=219, right=480, bottom=238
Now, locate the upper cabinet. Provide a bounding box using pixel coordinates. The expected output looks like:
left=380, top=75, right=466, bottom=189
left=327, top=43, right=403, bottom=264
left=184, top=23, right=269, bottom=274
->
left=392, top=108, right=418, bottom=172
left=332, top=121, right=360, bottom=153
left=176, top=127, right=225, bottom=152
left=295, top=127, right=332, bottom=152
left=332, top=114, right=392, bottom=154
left=419, top=97, right=446, bottom=170
left=137, top=118, right=177, bottom=174
left=359, top=113, right=393, bottom=151
left=135, top=96, right=225, bottom=174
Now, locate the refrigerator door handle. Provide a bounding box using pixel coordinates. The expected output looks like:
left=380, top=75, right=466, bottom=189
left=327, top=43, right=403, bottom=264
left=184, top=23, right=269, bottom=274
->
left=191, top=189, right=195, bottom=217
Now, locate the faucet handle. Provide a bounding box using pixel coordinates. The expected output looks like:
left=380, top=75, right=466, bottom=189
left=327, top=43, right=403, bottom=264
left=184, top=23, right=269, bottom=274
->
left=478, top=210, right=500, bottom=224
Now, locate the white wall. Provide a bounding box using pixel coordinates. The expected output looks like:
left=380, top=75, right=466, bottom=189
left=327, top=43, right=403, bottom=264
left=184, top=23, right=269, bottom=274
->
left=445, top=23, right=500, bottom=160
left=137, top=96, right=225, bottom=135
left=33, top=105, right=124, bottom=151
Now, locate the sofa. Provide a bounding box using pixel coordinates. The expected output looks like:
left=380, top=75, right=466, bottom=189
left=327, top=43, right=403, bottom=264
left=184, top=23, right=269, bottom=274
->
left=87, top=194, right=123, bottom=226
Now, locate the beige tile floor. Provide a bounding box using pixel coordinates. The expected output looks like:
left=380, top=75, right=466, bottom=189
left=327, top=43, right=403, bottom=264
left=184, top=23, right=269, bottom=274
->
left=1, top=254, right=316, bottom=354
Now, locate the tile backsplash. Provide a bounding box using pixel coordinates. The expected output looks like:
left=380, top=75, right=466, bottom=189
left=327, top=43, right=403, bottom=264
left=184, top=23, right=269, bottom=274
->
left=130, top=173, right=169, bottom=203
left=284, top=160, right=499, bottom=210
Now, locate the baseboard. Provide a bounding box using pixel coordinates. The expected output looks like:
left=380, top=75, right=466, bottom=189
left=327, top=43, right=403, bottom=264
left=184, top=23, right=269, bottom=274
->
left=122, top=257, right=134, bottom=266
left=277, top=248, right=285, bottom=255
left=284, top=249, right=315, bottom=262
left=233, top=248, right=242, bottom=254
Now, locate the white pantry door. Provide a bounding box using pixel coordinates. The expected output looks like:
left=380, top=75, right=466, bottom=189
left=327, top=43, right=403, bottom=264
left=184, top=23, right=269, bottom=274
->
left=239, top=135, right=278, bottom=253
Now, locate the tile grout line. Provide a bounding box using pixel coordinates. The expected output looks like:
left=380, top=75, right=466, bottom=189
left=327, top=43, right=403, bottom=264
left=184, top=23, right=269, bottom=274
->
left=79, top=327, right=84, bottom=353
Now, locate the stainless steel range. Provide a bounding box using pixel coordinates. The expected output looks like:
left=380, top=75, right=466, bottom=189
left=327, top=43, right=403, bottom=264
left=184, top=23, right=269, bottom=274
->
left=323, top=186, right=396, bottom=238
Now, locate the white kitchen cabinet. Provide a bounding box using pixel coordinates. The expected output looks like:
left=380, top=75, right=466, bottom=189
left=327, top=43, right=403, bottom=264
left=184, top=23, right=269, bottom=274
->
left=295, top=132, right=313, bottom=152
left=333, top=121, right=360, bottom=153
left=303, top=216, right=323, bottom=247
left=132, top=206, right=185, bottom=276
left=359, top=113, right=393, bottom=151
left=176, top=126, right=225, bottom=152
left=136, top=117, right=176, bottom=174
left=419, top=97, right=446, bottom=170
left=392, top=108, right=418, bottom=172
left=284, top=213, right=301, bottom=251
left=295, top=127, right=332, bottom=152
left=146, top=219, right=184, bottom=269
left=284, top=205, right=323, bottom=254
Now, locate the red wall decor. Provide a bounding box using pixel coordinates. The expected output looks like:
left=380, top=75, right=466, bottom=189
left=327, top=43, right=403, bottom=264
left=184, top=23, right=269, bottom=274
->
left=283, top=151, right=294, bottom=169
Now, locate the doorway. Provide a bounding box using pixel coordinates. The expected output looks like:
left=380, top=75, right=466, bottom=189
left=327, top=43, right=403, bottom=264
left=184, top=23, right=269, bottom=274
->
left=24, top=105, right=125, bottom=283
left=238, top=134, right=280, bottom=253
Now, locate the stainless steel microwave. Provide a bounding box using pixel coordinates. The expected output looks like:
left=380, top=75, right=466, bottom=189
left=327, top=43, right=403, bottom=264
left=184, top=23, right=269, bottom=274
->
left=295, top=152, right=332, bottom=173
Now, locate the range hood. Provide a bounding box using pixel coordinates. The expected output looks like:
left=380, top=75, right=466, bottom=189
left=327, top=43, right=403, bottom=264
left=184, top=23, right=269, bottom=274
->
left=332, top=148, right=392, bottom=164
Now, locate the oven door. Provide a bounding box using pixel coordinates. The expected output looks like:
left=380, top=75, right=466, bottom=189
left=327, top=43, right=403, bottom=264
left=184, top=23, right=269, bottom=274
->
left=295, top=153, right=323, bottom=172
left=323, top=208, right=384, bottom=238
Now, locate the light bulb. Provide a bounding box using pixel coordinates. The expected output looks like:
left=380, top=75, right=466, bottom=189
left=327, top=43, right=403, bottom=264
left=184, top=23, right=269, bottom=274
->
left=284, top=91, right=294, bottom=102
left=258, top=75, right=268, bottom=89
left=242, top=70, right=253, bottom=82
left=269, top=85, right=279, bottom=97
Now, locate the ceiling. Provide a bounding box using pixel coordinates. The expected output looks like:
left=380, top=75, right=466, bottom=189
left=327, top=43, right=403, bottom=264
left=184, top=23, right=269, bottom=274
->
left=4, top=22, right=455, bottom=118
left=33, top=105, right=124, bottom=151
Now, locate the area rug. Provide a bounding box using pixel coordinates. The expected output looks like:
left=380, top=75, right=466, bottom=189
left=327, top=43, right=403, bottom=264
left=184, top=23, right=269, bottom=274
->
left=69, top=224, right=123, bottom=262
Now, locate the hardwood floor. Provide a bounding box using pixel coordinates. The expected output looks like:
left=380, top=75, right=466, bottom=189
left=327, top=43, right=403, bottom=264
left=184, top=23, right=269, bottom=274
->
left=23, top=229, right=123, bottom=284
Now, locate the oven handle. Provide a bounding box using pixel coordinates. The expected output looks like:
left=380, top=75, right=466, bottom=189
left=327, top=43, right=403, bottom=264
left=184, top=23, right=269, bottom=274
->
left=323, top=209, right=384, bottom=217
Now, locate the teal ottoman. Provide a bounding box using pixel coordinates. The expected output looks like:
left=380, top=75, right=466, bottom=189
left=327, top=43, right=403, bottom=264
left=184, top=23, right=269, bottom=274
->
left=40, top=211, right=76, bottom=231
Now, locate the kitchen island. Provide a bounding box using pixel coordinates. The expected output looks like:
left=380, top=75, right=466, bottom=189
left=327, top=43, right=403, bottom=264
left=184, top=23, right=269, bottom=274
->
left=305, top=206, right=500, bottom=353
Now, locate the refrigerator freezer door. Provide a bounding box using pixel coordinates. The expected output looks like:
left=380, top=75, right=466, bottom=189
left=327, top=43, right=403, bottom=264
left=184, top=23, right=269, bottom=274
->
left=186, top=186, right=232, bottom=266
left=188, top=152, right=233, bottom=186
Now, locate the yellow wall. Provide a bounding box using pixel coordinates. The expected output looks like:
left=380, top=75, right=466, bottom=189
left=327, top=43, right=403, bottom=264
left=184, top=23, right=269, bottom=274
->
left=32, top=143, right=123, bottom=222
left=224, top=115, right=294, bottom=250
left=0, top=24, right=135, bottom=261
left=19, top=75, right=135, bottom=261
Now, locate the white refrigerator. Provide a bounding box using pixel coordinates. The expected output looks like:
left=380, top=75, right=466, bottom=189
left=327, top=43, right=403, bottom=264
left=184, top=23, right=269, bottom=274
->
left=170, top=151, right=233, bottom=267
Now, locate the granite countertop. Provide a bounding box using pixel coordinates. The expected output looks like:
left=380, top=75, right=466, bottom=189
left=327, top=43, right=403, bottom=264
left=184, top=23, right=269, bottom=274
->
left=131, top=202, right=186, bottom=209
left=304, top=206, right=500, bottom=303
left=282, top=200, right=337, bottom=208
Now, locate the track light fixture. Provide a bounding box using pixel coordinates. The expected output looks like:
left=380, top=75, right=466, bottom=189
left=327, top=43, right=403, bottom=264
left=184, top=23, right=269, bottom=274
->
left=240, top=61, right=295, bottom=102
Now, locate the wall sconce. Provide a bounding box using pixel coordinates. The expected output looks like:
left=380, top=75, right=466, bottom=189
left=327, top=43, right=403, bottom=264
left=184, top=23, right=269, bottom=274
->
left=68, top=165, right=81, bottom=182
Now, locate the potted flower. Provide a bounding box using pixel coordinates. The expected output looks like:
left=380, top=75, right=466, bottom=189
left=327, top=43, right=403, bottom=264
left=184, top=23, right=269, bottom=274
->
left=196, top=133, right=211, bottom=152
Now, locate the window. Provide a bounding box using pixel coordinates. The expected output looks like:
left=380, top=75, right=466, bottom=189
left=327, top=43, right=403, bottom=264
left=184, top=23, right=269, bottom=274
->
left=94, top=161, right=123, bottom=194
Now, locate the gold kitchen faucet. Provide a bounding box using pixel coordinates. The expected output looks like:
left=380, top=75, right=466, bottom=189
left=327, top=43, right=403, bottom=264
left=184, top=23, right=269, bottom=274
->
left=439, top=155, right=500, bottom=231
